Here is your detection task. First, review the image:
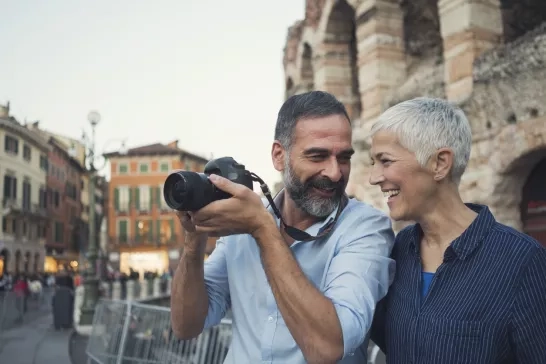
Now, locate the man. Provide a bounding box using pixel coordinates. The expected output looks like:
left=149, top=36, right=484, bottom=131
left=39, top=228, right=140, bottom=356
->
left=170, top=91, right=395, bottom=363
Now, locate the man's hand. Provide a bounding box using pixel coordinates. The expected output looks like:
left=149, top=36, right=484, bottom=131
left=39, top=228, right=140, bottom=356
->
left=190, top=174, right=275, bottom=237
left=175, top=211, right=208, bottom=256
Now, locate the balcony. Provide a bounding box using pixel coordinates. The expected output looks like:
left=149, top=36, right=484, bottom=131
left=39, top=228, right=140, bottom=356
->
left=2, top=198, right=49, bottom=220
left=108, top=234, right=179, bottom=247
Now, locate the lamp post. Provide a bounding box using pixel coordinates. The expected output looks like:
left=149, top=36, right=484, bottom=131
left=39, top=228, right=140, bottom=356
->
left=78, top=111, right=126, bottom=326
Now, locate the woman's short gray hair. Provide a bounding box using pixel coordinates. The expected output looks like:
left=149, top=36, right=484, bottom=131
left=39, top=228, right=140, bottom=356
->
left=370, top=97, right=472, bottom=184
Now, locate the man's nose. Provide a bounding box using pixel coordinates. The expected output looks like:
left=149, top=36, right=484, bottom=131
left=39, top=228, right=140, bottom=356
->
left=369, top=164, right=384, bottom=186
left=323, top=158, right=342, bottom=182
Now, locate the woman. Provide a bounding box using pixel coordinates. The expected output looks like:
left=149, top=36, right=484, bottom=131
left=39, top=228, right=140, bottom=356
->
left=368, top=97, right=546, bottom=364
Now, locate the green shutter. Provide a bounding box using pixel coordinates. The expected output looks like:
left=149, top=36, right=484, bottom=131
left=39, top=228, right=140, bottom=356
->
left=128, top=187, right=133, bottom=209
left=135, top=187, right=140, bottom=210
left=114, top=188, right=119, bottom=210
left=170, top=219, right=175, bottom=242
left=156, top=220, right=161, bottom=244
left=157, top=186, right=162, bottom=209
left=135, top=219, right=140, bottom=243
left=149, top=186, right=153, bottom=210
left=148, top=220, right=153, bottom=244
left=119, top=220, right=127, bottom=243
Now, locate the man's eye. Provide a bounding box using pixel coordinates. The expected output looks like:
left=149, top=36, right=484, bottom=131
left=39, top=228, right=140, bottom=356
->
left=381, top=159, right=392, bottom=164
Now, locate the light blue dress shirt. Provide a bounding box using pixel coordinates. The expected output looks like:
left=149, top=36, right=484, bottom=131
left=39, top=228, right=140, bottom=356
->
left=203, top=197, right=395, bottom=363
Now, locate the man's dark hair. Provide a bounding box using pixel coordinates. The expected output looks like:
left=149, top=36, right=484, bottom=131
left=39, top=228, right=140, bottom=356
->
left=274, top=91, right=350, bottom=150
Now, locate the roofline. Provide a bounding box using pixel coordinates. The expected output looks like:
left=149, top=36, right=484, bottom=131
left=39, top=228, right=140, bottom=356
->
left=104, top=150, right=209, bottom=163
left=0, top=118, right=50, bottom=152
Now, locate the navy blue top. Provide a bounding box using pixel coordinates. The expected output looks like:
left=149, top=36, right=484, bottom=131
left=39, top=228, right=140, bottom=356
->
left=421, top=272, right=434, bottom=297
left=371, top=204, right=546, bottom=364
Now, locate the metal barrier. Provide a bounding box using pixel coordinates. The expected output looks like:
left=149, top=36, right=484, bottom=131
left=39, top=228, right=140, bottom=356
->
left=87, top=299, right=383, bottom=364
left=86, top=299, right=232, bottom=364
left=0, top=286, right=54, bottom=333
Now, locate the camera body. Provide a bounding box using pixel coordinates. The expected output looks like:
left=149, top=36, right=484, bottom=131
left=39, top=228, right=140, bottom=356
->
left=163, top=157, right=253, bottom=211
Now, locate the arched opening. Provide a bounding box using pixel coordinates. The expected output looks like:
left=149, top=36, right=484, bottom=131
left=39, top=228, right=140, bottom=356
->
left=324, top=0, right=361, bottom=120
left=24, top=251, right=31, bottom=273
left=14, top=250, right=21, bottom=274
left=300, top=43, right=314, bottom=92
left=501, top=0, right=546, bottom=43
left=0, top=249, right=9, bottom=276
left=285, top=77, right=295, bottom=100
left=400, top=0, right=443, bottom=61
left=520, top=158, right=546, bottom=247
left=33, top=253, right=40, bottom=273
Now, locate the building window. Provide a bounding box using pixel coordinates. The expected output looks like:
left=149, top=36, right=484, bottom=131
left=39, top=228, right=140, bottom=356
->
left=118, top=164, right=128, bottom=174
left=137, top=185, right=151, bottom=211
left=4, top=135, right=18, bottom=154
left=160, top=162, right=169, bottom=172
left=54, top=222, right=64, bottom=243
left=158, top=219, right=175, bottom=244
left=157, top=184, right=168, bottom=210
left=39, top=155, right=48, bottom=172
left=139, top=163, right=149, bottom=173
left=22, top=179, right=31, bottom=211
left=135, top=219, right=153, bottom=243
left=54, top=191, right=60, bottom=208
left=115, top=186, right=130, bottom=211
left=3, top=175, right=17, bottom=202
left=23, top=145, right=31, bottom=161
left=117, top=219, right=128, bottom=243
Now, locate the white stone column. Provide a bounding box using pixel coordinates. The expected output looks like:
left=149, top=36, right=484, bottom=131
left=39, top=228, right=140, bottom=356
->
left=112, top=281, right=121, bottom=300
left=140, top=280, right=148, bottom=299
left=126, top=280, right=135, bottom=300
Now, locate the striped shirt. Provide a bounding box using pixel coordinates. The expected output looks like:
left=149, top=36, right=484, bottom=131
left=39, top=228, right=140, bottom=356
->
left=371, top=204, right=546, bottom=364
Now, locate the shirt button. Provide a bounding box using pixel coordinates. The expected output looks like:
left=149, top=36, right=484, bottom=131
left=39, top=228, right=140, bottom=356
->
left=268, top=316, right=274, bottom=322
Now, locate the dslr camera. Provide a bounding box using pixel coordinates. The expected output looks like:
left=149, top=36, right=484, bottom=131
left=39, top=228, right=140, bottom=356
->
left=163, top=157, right=254, bottom=211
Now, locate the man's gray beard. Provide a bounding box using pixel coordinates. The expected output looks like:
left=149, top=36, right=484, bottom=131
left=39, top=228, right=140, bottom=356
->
left=282, top=158, right=341, bottom=218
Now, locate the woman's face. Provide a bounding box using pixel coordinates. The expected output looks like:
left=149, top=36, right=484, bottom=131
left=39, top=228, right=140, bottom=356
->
left=369, top=130, right=436, bottom=221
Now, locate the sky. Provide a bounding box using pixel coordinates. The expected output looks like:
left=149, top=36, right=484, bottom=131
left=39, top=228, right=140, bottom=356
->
left=0, top=0, right=304, bottom=189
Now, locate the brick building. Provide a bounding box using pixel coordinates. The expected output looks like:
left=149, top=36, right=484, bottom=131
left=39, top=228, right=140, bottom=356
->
left=104, top=140, right=212, bottom=277
left=283, top=0, right=546, bottom=246
left=41, top=137, right=85, bottom=272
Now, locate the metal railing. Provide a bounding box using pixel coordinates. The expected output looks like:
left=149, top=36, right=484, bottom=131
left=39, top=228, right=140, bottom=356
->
left=86, top=299, right=231, bottom=364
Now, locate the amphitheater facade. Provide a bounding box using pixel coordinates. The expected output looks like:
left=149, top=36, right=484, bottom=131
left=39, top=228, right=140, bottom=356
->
left=283, top=0, right=546, bottom=245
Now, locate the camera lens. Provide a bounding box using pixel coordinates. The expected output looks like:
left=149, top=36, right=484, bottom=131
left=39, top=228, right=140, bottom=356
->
left=172, top=180, right=186, bottom=204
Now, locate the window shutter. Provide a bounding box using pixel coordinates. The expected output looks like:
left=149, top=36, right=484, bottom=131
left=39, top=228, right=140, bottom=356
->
left=156, top=220, right=161, bottom=243
left=135, top=219, right=140, bottom=243
left=128, top=187, right=132, bottom=209
left=157, top=186, right=162, bottom=209
left=170, top=219, right=175, bottom=242
left=114, top=188, right=119, bottom=210
left=148, top=219, right=154, bottom=242
left=149, top=186, right=153, bottom=210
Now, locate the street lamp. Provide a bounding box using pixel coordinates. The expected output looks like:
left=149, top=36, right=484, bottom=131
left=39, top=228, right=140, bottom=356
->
left=77, top=110, right=126, bottom=326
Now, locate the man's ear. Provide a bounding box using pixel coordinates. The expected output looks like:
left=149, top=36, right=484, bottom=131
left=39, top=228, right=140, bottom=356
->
left=432, top=148, right=454, bottom=181
left=272, top=141, right=286, bottom=172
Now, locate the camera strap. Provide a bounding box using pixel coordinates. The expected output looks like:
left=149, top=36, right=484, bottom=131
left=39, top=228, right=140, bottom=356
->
left=250, top=172, right=348, bottom=242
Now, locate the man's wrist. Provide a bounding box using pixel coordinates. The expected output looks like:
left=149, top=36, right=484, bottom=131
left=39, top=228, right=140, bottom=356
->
left=251, top=212, right=278, bottom=243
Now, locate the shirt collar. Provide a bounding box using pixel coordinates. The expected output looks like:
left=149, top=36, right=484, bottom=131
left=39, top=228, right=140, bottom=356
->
left=265, top=188, right=339, bottom=237
left=408, top=203, right=496, bottom=260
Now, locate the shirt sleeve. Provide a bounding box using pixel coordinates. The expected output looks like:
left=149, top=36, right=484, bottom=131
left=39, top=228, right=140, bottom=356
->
left=323, top=208, right=396, bottom=359
left=203, top=237, right=231, bottom=329
left=510, top=245, right=546, bottom=363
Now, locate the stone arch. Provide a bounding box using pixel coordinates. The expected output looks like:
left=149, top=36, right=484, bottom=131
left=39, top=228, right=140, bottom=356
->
left=489, top=117, right=546, bottom=231
left=400, top=0, right=443, bottom=60
left=285, top=77, right=295, bottom=99
left=298, top=43, right=314, bottom=92
left=0, top=249, right=9, bottom=275
left=315, top=0, right=361, bottom=120
left=14, top=250, right=21, bottom=274
left=501, top=0, right=546, bottom=43
left=24, top=251, right=31, bottom=273
left=520, top=158, right=546, bottom=246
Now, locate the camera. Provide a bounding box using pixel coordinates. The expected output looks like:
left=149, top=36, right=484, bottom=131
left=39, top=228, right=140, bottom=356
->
left=163, top=157, right=254, bottom=211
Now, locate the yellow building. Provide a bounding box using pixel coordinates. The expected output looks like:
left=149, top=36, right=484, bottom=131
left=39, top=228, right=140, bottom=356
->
left=0, top=103, right=50, bottom=275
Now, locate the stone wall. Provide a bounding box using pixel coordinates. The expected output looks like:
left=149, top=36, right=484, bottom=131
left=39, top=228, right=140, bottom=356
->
left=283, top=0, right=546, bottom=232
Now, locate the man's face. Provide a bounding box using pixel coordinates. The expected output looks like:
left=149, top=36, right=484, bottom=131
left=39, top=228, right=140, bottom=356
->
left=276, top=114, right=353, bottom=218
